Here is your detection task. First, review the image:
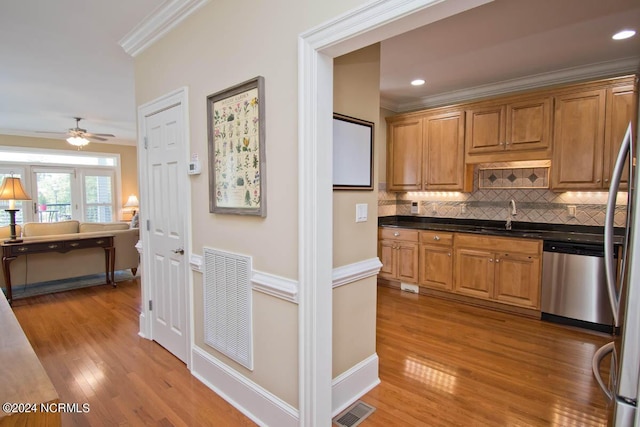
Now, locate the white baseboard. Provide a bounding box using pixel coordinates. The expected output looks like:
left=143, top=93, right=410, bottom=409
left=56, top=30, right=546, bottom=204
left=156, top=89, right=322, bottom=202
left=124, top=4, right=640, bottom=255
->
left=191, top=345, right=299, bottom=427
left=332, top=353, right=380, bottom=416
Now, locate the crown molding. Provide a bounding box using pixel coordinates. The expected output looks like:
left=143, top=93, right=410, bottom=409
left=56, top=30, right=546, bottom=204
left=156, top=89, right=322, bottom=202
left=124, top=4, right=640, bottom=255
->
left=388, top=57, right=640, bottom=113
left=119, top=0, right=210, bottom=57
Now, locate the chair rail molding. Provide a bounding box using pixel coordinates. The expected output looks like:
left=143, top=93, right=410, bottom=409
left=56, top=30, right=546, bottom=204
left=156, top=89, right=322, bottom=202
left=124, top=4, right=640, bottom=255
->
left=119, top=0, right=210, bottom=57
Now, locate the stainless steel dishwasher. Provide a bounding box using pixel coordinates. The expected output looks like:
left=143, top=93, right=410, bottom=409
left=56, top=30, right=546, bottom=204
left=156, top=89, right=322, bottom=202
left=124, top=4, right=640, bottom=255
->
left=541, top=240, right=614, bottom=333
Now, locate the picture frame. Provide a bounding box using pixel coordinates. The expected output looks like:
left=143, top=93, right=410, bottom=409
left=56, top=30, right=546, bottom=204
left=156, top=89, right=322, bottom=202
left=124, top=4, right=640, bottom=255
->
left=333, top=113, right=374, bottom=190
left=207, top=76, right=266, bottom=216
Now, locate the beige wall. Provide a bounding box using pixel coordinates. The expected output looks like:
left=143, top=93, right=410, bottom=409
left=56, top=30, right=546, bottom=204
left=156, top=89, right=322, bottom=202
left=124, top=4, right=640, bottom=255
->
left=133, top=0, right=372, bottom=409
left=0, top=134, right=138, bottom=218
left=332, top=45, right=380, bottom=377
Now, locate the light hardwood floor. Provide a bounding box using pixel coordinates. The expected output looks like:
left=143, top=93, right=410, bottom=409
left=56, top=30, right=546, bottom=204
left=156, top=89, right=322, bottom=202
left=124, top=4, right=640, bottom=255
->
left=11, top=279, right=611, bottom=426
left=361, top=285, right=611, bottom=426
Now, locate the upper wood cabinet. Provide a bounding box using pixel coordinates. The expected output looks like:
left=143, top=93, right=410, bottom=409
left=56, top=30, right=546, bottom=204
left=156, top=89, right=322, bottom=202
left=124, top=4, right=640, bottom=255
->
left=387, top=110, right=469, bottom=192
left=423, top=111, right=466, bottom=190
left=386, top=116, right=423, bottom=191
left=551, top=78, right=637, bottom=191
left=465, top=96, right=552, bottom=162
left=551, top=89, right=606, bottom=190
left=603, top=84, right=638, bottom=190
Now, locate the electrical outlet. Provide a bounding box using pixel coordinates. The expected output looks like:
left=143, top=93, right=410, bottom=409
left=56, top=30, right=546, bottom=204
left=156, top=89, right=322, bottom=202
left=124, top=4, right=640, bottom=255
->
left=460, top=203, right=467, bottom=214
left=431, top=203, right=438, bottom=214
left=411, top=201, right=419, bottom=214
left=568, top=205, right=576, bottom=217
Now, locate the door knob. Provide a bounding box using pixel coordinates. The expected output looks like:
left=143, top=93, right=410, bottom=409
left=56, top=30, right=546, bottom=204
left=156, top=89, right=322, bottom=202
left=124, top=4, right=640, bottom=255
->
left=172, top=248, right=185, bottom=255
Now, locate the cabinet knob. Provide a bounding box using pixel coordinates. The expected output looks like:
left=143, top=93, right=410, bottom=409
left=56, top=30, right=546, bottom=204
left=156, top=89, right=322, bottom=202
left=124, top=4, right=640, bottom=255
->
left=70, top=242, right=80, bottom=247
left=496, top=259, right=500, bottom=263
left=596, top=179, right=601, bottom=183
left=393, top=232, right=400, bottom=237
left=505, top=141, right=510, bottom=145
left=604, top=178, right=609, bottom=183
left=48, top=244, right=58, bottom=249
left=489, top=258, right=493, bottom=262
left=433, top=235, right=440, bottom=241
left=448, top=252, right=451, bottom=257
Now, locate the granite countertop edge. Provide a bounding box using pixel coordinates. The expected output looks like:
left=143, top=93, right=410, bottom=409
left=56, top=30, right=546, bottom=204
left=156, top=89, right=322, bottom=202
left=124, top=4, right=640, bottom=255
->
left=378, top=215, right=625, bottom=246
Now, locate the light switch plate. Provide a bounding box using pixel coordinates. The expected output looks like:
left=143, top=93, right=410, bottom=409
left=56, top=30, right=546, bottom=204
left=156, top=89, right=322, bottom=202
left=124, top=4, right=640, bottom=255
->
left=411, top=201, right=419, bottom=214
left=356, top=203, right=368, bottom=222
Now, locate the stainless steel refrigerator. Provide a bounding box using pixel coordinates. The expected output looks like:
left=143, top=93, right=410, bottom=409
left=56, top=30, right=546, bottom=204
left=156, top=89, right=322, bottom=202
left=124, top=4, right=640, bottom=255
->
left=593, top=120, right=639, bottom=426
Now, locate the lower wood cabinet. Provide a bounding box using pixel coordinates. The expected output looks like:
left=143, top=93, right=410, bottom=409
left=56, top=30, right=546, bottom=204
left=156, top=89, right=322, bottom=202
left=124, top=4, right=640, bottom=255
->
left=378, top=228, right=419, bottom=283
left=453, top=234, right=542, bottom=309
left=419, top=231, right=453, bottom=291
left=379, top=227, right=543, bottom=311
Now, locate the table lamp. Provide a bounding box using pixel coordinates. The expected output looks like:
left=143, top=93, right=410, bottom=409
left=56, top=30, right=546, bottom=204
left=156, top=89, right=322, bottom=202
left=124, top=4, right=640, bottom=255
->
left=124, top=194, right=139, bottom=217
left=0, top=175, right=32, bottom=243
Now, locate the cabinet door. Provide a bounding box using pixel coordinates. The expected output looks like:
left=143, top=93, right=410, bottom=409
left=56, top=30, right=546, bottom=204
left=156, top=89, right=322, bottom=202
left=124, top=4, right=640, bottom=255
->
left=604, top=84, right=638, bottom=190
left=397, top=242, right=419, bottom=284
left=378, top=239, right=396, bottom=279
left=505, top=96, right=551, bottom=152
left=420, top=244, right=453, bottom=290
left=465, top=104, right=506, bottom=154
left=454, top=248, right=494, bottom=299
left=387, top=117, right=423, bottom=191
left=494, top=253, right=540, bottom=309
left=423, top=111, right=465, bottom=190
left=551, top=89, right=606, bottom=190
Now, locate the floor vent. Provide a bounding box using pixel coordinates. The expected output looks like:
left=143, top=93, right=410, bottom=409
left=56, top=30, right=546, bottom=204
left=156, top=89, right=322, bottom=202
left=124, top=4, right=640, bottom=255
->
left=333, top=401, right=376, bottom=427
left=203, top=247, right=253, bottom=370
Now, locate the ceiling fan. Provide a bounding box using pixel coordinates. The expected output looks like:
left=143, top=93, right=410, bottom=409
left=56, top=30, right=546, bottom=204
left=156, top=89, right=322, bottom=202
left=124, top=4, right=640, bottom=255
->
left=38, top=117, right=115, bottom=147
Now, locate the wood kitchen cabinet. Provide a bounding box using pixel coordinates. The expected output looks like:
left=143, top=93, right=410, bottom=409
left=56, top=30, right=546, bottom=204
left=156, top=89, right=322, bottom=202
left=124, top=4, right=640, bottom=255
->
left=386, top=116, right=423, bottom=191
left=386, top=109, right=470, bottom=192
left=453, top=234, right=541, bottom=309
left=378, top=228, right=419, bottom=283
left=419, top=231, right=453, bottom=291
left=551, top=77, right=638, bottom=191
left=465, top=95, right=552, bottom=162
left=423, top=111, right=467, bottom=190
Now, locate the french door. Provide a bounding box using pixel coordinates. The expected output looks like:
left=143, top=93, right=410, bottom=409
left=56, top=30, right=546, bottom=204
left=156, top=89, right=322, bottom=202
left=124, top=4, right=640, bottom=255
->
left=32, top=167, right=115, bottom=223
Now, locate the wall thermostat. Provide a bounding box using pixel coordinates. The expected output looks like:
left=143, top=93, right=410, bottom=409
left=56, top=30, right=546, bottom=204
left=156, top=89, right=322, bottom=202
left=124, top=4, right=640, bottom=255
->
left=188, top=154, right=201, bottom=175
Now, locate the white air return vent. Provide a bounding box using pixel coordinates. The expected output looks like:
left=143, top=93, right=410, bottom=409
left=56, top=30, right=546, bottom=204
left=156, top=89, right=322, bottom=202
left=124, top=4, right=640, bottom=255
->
left=203, top=247, right=253, bottom=370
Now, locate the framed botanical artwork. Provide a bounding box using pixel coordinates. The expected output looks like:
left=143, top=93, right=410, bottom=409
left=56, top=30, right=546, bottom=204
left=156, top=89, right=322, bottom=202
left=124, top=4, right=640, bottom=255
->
left=333, top=113, right=374, bottom=190
left=207, top=76, right=266, bottom=216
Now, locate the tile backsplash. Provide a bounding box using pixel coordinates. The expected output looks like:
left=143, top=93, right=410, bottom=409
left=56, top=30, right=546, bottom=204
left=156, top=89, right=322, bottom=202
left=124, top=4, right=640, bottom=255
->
left=378, top=166, right=628, bottom=227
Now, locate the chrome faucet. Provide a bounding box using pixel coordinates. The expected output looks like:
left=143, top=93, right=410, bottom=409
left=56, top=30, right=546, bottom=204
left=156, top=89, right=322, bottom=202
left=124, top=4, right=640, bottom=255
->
left=506, top=199, right=517, bottom=230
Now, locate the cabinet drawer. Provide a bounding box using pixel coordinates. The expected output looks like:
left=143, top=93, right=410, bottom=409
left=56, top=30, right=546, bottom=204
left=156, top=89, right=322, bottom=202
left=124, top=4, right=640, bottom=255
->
left=379, top=228, right=419, bottom=242
left=420, top=231, right=453, bottom=246
left=454, top=233, right=541, bottom=255
left=65, top=238, right=110, bottom=250
left=5, top=241, right=64, bottom=255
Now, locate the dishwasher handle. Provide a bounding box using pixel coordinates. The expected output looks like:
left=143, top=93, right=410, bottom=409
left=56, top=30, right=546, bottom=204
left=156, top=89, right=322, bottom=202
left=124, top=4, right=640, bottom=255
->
left=592, top=341, right=616, bottom=402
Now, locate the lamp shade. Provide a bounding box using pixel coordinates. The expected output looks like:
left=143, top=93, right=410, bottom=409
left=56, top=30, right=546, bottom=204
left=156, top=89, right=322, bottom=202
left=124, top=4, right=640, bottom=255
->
left=67, top=136, right=90, bottom=147
left=124, top=194, right=139, bottom=208
left=0, top=176, right=32, bottom=202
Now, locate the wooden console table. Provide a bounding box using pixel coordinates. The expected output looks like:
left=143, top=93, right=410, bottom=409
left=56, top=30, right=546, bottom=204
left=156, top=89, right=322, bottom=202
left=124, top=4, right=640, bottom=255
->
left=1, top=234, right=115, bottom=305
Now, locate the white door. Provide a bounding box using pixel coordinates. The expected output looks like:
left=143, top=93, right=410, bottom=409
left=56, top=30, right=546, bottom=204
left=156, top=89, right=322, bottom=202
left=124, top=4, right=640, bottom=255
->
left=145, top=105, right=188, bottom=362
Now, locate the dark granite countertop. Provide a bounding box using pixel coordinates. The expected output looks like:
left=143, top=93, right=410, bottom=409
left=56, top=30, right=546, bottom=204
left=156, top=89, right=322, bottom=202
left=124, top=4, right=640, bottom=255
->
left=378, top=215, right=625, bottom=246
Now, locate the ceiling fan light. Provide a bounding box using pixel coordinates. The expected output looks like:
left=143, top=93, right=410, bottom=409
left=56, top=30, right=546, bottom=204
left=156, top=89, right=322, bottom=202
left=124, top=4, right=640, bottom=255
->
left=67, top=136, right=90, bottom=147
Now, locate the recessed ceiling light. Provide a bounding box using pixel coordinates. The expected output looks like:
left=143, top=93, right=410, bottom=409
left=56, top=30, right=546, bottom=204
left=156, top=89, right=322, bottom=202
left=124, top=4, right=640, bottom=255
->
left=411, top=79, right=425, bottom=86
left=612, top=29, right=636, bottom=40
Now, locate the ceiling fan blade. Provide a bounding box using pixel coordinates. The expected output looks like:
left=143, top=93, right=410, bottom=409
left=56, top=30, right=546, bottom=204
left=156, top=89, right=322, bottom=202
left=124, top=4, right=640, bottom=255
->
left=85, top=132, right=115, bottom=138
left=35, top=130, right=68, bottom=135
left=86, top=135, right=108, bottom=141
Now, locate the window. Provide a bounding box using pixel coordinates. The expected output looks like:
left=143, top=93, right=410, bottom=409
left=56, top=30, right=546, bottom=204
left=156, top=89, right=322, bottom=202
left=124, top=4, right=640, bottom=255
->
left=0, top=146, right=121, bottom=226
left=83, top=171, right=114, bottom=222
